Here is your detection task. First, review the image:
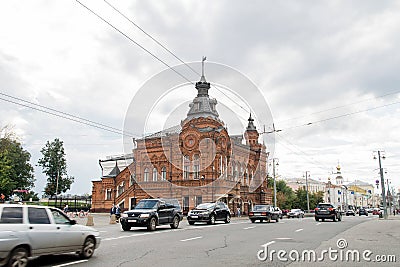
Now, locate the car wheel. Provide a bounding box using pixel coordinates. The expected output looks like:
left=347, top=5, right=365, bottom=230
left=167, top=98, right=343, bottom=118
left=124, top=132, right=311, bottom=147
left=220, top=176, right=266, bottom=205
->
left=121, top=223, right=131, bottom=231
left=170, top=216, right=180, bottom=229
left=208, top=214, right=215, bottom=225
left=297, top=215, right=300, bottom=218
left=250, top=219, right=255, bottom=223
left=225, top=214, right=231, bottom=224
left=188, top=221, right=195, bottom=225
left=80, top=237, right=96, bottom=259
left=147, top=217, right=157, bottom=231
left=7, top=247, right=29, bottom=267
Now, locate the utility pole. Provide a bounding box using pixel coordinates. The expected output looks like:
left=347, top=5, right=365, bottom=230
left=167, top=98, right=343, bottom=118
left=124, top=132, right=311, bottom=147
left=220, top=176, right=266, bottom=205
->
left=304, top=171, right=310, bottom=213
left=374, top=150, right=387, bottom=219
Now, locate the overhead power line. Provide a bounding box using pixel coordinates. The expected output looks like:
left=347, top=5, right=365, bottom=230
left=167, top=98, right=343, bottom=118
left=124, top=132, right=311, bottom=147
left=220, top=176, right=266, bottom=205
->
left=0, top=93, right=139, bottom=138
left=75, top=0, right=193, bottom=85
left=86, top=0, right=251, bottom=117
left=279, top=99, right=400, bottom=132
left=277, top=89, right=400, bottom=124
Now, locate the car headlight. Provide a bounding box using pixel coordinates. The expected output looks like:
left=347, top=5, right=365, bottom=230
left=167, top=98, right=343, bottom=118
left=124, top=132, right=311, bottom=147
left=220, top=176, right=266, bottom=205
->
left=140, top=214, right=150, bottom=218
left=121, top=213, right=128, bottom=218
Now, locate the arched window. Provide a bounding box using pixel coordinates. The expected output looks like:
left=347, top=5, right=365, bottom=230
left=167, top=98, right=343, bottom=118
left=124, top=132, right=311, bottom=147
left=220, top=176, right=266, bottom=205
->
left=193, top=155, right=200, bottom=179
left=235, top=162, right=239, bottom=180
left=153, top=168, right=157, bottom=181
left=231, top=161, right=235, bottom=181
left=144, top=168, right=149, bottom=182
left=183, top=155, right=190, bottom=179
left=161, top=167, right=167, bottom=181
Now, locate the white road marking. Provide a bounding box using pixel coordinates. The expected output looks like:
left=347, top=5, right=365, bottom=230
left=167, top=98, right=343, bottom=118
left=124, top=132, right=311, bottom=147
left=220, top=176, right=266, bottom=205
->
left=52, top=260, right=88, bottom=267
left=102, top=220, right=249, bottom=242
left=180, top=236, right=203, bottom=242
left=316, top=222, right=321, bottom=226
left=261, top=241, right=276, bottom=247
left=243, top=226, right=256, bottom=230
left=295, top=228, right=303, bottom=232
left=275, top=237, right=293, bottom=240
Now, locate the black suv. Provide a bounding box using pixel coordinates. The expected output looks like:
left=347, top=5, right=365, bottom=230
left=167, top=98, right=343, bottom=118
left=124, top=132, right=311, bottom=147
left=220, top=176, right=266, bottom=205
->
left=314, top=203, right=342, bottom=222
left=187, top=202, right=231, bottom=225
left=120, top=199, right=183, bottom=231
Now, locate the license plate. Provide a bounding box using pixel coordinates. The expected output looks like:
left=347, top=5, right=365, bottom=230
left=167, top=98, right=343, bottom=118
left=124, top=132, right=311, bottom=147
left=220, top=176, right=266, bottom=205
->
left=191, top=215, right=198, bottom=218
left=254, top=213, right=261, bottom=216
left=128, top=219, right=137, bottom=222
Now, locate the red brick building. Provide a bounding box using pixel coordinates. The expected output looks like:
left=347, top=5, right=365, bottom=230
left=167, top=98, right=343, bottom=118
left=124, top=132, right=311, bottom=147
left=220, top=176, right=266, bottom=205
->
left=91, top=72, right=272, bottom=214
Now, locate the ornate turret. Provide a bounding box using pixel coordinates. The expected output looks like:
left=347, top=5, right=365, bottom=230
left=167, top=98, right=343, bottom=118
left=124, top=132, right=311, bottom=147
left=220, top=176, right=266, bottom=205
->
left=244, top=114, right=259, bottom=148
left=184, top=57, right=220, bottom=123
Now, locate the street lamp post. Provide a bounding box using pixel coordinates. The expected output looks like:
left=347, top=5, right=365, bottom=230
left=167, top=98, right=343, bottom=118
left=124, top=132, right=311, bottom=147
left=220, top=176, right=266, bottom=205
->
left=272, top=158, right=279, bottom=208
left=374, top=150, right=387, bottom=219
left=304, top=171, right=310, bottom=213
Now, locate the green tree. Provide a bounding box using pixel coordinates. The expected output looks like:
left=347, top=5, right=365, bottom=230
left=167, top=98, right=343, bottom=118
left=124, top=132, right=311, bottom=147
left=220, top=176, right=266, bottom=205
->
left=274, top=180, right=296, bottom=209
left=38, top=138, right=74, bottom=196
left=294, top=187, right=324, bottom=211
left=0, top=126, right=35, bottom=198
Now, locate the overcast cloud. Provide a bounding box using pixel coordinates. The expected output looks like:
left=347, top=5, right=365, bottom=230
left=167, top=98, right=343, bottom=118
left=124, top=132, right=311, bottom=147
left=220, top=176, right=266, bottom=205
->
left=1, top=0, right=399, bottom=196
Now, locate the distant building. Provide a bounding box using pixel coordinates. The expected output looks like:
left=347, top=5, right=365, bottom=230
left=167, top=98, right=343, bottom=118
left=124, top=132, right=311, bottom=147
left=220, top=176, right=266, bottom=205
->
left=91, top=69, right=271, bottom=214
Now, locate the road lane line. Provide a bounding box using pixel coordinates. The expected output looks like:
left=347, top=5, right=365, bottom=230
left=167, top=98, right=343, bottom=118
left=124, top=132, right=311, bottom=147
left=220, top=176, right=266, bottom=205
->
left=295, top=228, right=303, bottom=232
left=275, top=237, right=293, bottom=240
left=52, top=260, right=88, bottom=267
left=180, top=236, right=203, bottom=242
left=261, top=241, right=275, bottom=247
left=243, top=226, right=256, bottom=230
left=316, top=222, right=321, bottom=226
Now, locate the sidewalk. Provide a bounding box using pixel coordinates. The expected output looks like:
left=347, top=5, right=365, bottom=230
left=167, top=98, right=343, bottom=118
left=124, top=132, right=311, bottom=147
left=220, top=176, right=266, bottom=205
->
left=289, top=216, right=400, bottom=266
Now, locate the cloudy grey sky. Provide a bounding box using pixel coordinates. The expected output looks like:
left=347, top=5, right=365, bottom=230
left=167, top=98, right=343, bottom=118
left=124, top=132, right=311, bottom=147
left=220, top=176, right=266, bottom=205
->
left=1, top=0, right=399, bottom=196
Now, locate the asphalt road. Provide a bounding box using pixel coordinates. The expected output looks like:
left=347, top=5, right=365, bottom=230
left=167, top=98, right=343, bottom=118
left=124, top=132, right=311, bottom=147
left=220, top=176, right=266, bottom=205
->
left=26, top=214, right=394, bottom=267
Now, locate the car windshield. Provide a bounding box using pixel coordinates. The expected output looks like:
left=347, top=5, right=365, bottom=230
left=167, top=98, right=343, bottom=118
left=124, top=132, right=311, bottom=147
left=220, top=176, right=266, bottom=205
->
left=196, top=203, right=215, bottom=209
left=135, top=200, right=159, bottom=209
left=253, top=205, right=271, bottom=211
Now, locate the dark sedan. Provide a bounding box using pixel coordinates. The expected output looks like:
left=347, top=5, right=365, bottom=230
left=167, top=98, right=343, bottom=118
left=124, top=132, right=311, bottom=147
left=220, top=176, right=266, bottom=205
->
left=249, top=205, right=280, bottom=223
left=359, top=208, right=368, bottom=216
left=187, top=202, right=231, bottom=225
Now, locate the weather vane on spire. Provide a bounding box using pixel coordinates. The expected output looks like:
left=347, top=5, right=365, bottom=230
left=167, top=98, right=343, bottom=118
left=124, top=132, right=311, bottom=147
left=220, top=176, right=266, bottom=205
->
left=202, top=56, right=207, bottom=77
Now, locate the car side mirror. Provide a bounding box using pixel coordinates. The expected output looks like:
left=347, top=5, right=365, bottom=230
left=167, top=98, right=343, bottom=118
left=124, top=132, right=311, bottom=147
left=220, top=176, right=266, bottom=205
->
left=70, top=220, right=77, bottom=225
left=159, top=204, right=166, bottom=210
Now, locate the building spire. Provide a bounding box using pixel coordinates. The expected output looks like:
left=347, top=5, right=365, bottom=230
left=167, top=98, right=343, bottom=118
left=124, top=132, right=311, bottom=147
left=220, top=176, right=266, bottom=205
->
left=200, top=56, right=207, bottom=83
left=246, top=113, right=257, bottom=131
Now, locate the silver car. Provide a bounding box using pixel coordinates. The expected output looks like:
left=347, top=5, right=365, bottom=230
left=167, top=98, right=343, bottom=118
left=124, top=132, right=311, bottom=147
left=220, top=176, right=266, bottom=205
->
left=0, top=204, right=101, bottom=267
